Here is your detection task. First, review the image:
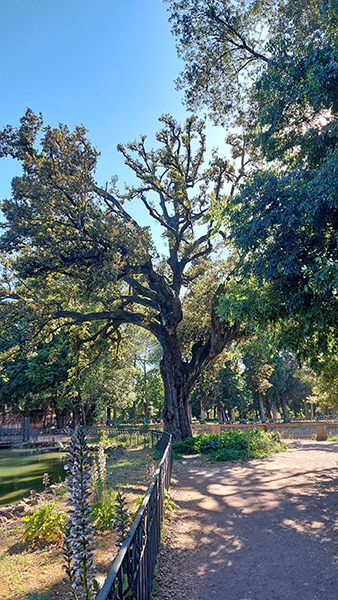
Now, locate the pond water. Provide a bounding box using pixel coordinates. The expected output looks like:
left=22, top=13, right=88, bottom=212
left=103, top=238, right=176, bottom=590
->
left=0, top=448, right=67, bottom=507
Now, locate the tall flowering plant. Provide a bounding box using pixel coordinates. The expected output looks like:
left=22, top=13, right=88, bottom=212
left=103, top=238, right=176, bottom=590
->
left=63, top=426, right=97, bottom=600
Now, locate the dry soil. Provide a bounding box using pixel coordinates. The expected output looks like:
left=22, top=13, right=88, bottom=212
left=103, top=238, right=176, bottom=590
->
left=157, top=440, right=338, bottom=600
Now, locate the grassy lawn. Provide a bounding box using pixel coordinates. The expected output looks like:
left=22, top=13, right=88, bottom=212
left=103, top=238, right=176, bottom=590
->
left=0, top=446, right=156, bottom=600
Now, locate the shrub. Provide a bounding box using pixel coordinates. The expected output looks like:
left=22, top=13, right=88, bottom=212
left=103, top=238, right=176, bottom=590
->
left=172, top=437, right=197, bottom=455
left=248, top=430, right=288, bottom=458
left=90, top=494, right=117, bottom=530
left=214, top=447, right=246, bottom=461
left=55, top=485, right=67, bottom=497
left=98, top=430, right=111, bottom=446
left=164, top=489, right=179, bottom=512
left=22, top=504, right=68, bottom=544
left=173, top=429, right=288, bottom=462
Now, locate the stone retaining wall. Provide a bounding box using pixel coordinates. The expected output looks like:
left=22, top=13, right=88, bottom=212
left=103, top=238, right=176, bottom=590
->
left=191, top=421, right=338, bottom=441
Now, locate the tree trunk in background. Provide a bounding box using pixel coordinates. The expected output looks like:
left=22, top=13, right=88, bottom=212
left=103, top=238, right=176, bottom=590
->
left=304, top=400, right=310, bottom=420
left=132, top=401, right=136, bottom=423
left=55, top=407, right=63, bottom=428
left=143, top=361, right=149, bottom=422
left=281, top=397, right=290, bottom=422
left=258, top=392, right=266, bottom=423
left=72, top=408, right=81, bottom=427
left=272, top=402, right=278, bottom=421
left=187, top=404, right=192, bottom=424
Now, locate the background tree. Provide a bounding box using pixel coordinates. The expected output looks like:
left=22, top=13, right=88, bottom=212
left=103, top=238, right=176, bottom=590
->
left=240, top=347, right=273, bottom=424
left=266, top=353, right=313, bottom=421
left=129, top=327, right=163, bottom=422
left=168, top=0, right=338, bottom=374
left=191, top=353, right=249, bottom=422
left=0, top=327, right=75, bottom=423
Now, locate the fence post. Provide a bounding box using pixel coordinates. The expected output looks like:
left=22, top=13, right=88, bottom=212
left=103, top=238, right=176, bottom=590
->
left=316, top=424, right=327, bottom=441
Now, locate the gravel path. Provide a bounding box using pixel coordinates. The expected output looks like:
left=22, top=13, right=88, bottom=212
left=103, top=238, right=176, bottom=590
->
left=156, top=440, right=338, bottom=600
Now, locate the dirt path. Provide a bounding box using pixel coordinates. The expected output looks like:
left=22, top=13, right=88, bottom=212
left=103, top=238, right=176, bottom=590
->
left=157, top=440, right=338, bottom=600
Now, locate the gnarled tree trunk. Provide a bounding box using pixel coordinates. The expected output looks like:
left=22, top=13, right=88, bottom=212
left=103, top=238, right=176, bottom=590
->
left=160, top=330, right=192, bottom=440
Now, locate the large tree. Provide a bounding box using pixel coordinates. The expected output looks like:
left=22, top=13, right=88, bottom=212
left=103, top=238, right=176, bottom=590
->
left=0, top=110, right=243, bottom=439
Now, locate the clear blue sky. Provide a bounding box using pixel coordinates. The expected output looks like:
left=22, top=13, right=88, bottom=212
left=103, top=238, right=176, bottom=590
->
left=0, top=0, right=226, bottom=231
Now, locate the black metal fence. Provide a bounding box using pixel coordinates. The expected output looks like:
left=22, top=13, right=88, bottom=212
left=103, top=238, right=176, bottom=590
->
left=97, top=429, right=173, bottom=600
left=87, top=426, right=166, bottom=452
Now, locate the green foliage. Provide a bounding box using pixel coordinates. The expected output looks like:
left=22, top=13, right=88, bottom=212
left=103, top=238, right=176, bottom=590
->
left=90, top=494, right=118, bottom=530
left=0, top=328, right=74, bottom=416
left=133, top=495, right=145, bottom=508
left=173, top=437, right=198, bottom=456
left=22, top=504, right=68, bottom=545
left=166, top=0, right=271, bottom=125
left=191, top=351, right=251, bottom=421
left=164, top=489, right=179, bottom=512
left=173, top=429, right=288, bottom=462
left=247, top=430, right=287, bottom=459
left=97, top=430, right=111, bottom=446
left=132, top=494, right=146, bottom=519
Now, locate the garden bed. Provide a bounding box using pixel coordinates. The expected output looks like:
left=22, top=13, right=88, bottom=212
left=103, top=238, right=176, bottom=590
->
left=0, top=446, right=156, bottom=600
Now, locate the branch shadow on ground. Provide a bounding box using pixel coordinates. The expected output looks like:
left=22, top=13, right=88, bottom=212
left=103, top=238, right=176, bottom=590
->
left=160, top=444, right=338, bottom=600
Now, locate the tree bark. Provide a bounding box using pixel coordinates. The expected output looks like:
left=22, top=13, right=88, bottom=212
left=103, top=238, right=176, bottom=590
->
left=143, top=361, right=149, bottom=422
left=272, top=402, right=278, bottom=421
left=258, top=392, right=266, bottom=423
left=160, top=330, right=192, bottom=440
left=281, top=397, right=290, bottom=422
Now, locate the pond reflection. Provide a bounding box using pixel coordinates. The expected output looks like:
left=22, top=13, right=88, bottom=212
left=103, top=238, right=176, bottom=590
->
left=0, top=448, right=66, bottom=506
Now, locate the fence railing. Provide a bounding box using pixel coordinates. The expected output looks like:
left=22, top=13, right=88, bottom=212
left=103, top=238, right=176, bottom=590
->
left=86, top=426, right=168, bottom=452
left=97, top=429, right=172, bottom=600
left=0, top=426, right=38, bottom=445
